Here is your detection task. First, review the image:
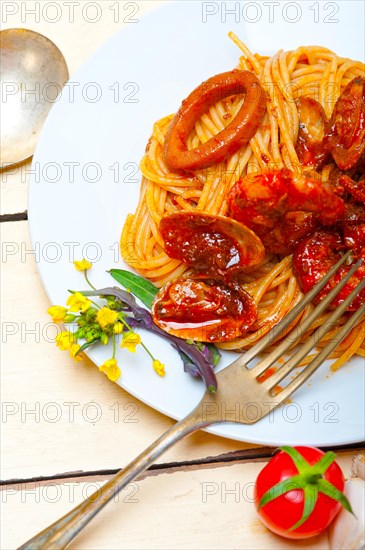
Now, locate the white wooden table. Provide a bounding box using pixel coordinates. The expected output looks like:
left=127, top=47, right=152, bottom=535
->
left=1, top=2, right=363, bottom=548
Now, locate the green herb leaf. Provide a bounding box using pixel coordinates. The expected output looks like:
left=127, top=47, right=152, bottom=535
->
left=76, top=341, right=98, bottom=355
left=109, top=269, right=159, bottom=309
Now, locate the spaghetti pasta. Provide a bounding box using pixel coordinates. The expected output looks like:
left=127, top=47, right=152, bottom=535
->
left=120, top=35, right=365, bottom=368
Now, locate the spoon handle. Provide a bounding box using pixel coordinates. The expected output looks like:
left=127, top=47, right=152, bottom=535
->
left=18, top=405, right=206, bottom=549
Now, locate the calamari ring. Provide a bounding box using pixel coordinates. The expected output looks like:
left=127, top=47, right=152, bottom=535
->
left=164, top=70, right=266, bottom=172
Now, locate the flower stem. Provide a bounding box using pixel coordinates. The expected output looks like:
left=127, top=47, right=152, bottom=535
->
left=112, top=334, right=116, bottom=359
left=140, top=342, right=156, bottom=361
left=84, top=270, right=96, bottom=290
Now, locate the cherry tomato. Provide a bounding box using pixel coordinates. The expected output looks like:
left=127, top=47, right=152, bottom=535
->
left=151, top=278, right=257, bottom=342
left=254, top=446, right=350, bottom=539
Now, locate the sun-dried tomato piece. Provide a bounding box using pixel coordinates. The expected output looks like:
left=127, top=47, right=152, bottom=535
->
left=293, top=229, right=365, bottom=311
left=295, top=97, right=330, bottom=169
left=151, top=278, right=257, bottom=342
left=325, top=77, right=365, bottom=170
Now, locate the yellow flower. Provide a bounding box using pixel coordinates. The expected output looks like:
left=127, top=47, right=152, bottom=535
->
left=74, top=258, right=92, bottom=272
left=70, top=343, right=82, bottom=362
left=121, top=331, right=141, bottom=353
left=67, top=292, right=91, bottom=313
left=99, top=358, right=121, bottom=382
left=48, top=306, right=67, bottom=323
left=153, top=359, right=165, bottom=377
left=96, top=307, right=119, bottom=330
left=55, top=331, right=74, bottom=351
left=114, top=322, right=124, bottom=335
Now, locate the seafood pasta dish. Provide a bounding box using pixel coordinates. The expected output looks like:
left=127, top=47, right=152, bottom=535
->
left=121, top=33, right=365, bottom=371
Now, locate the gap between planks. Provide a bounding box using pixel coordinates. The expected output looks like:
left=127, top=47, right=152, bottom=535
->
left=1, top=444, right=363, bottom=488
left=0, top=211, right=28, bottom=222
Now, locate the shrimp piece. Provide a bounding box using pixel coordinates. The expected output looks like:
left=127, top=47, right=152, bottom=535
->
left=228, top=169, right=345, bottom=255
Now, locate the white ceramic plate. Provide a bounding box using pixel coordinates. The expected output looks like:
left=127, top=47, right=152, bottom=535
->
left=29, top=0, right=365, bottom=446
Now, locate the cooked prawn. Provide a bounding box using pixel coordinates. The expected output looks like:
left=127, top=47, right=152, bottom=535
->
left=228, top=169, right=345, bottom=255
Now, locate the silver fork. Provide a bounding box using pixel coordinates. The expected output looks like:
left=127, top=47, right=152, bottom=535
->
left=19, top=252, right=365, bottom=549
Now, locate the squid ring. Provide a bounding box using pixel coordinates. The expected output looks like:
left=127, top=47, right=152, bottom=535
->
left=164, top=70, right=266, bottom=172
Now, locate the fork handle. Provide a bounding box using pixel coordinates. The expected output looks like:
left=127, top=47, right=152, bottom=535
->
left=18, top=404, right=207, bottom=549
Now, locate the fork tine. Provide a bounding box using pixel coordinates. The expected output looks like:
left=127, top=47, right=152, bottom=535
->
left=272, top=303, right=365, bottom=404
left=262, top=278, right=365, bottom=391
left=239, top=250, right=353, bottom=364
left=251, top=256, right=364, bottom=378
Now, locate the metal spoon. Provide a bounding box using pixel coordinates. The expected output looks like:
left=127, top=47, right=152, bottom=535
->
left=0, top=28, right=69, bottom=167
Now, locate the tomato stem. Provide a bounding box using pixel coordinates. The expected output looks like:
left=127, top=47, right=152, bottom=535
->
left=305, top=473, right=322, bottom=484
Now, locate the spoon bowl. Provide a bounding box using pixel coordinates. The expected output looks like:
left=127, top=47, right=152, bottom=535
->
left=0, top=28, right=68, bottom=167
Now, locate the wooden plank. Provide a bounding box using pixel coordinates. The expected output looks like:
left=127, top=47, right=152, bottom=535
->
left=11, top=453, right=365, bottom=549
left=0, top=1, right=162, bottom=216
left=1, top=221, right=259, bottom=481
